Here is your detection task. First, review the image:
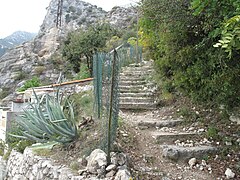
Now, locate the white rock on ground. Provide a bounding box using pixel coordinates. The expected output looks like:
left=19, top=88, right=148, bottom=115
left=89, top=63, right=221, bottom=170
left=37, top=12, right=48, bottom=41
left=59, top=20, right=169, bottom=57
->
left=225, top=168, right=235, bottom=179
left=188, top=158, right=197, bottom=168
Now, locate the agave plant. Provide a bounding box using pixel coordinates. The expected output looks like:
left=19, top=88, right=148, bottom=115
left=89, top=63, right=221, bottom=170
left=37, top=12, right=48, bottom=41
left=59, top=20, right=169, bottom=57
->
left=11, top=89, right=78, bottom=144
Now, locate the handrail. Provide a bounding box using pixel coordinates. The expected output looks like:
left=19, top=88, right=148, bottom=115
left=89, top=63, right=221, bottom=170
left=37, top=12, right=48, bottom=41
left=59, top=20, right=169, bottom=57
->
left=16, top=78, right=94, bottom=94
left=51, top=77, right=93, bottom=87
left=109, top=44, right=125, bottom=54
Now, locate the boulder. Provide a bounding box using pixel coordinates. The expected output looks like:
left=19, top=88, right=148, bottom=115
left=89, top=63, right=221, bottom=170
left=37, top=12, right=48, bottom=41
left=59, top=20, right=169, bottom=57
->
left=86, top=149, right=107, bottom=174
left=114, top=167, right=131, bottom=180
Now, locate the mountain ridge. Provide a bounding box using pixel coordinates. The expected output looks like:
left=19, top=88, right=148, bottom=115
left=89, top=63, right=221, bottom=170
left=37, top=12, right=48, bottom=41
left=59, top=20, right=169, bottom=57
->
left=0, top=31, right=36, bottom=57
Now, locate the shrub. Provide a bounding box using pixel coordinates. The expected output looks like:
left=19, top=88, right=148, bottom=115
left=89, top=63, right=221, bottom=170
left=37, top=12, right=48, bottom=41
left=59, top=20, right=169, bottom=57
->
left=17, top=76, right=41, bottom=92
left=140, top=0, right=240, bottom=109
left=69, top=90, right=94, bottom=121
left=14, top=71, right=27, bottom=81
left=34, top=66, right=45, bottom=75
left=74, top=63, right=91, bottom=80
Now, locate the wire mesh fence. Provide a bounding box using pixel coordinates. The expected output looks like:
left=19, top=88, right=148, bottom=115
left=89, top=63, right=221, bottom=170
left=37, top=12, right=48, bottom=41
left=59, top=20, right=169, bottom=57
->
left=93, top=43, right=142, bottom=162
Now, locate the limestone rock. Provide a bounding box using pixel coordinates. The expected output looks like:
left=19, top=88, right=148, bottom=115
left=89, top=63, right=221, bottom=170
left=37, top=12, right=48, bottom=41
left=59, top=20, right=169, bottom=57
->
left=111, top=152, right=128, bottom=166
left=12, top=175, right=27, bottom=180
left=188, top=158, right=197, bottom=168
left=106, top=164, right=117, bottom=172
left=162, top=147, right=179, bottom=161
left=225, top=168, right=235, bottom=179
left=161, top=145, right=218, bottom=161
left=86, top=149, right=107, bottom=174
left=0, top=159, right=7, bottom=180
left=71, top=176, right=85, bottom=180
left=114, top=167, right=131, bottom=180
left=106, top=170, right=116, bottom=177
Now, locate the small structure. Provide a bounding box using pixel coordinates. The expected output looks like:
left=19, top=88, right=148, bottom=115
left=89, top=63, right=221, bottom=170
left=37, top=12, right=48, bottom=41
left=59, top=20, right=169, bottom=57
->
left=0, top=107, right=20, bottom=141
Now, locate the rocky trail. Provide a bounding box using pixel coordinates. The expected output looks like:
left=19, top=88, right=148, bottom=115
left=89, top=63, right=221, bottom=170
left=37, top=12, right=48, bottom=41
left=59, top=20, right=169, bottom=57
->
left=117, top=61, right=237, bottom=179
left=120, top=109, right=217, bottom=180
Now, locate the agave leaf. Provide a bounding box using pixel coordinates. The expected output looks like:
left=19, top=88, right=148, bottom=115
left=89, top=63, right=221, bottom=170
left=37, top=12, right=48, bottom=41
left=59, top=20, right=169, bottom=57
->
left=50, top=119, right=68, bottom=123
left=8, top=133, right=28, bottom=140
left=30, top=141, right=59, bottom=150
left=22, top=131, right=47, bottom=143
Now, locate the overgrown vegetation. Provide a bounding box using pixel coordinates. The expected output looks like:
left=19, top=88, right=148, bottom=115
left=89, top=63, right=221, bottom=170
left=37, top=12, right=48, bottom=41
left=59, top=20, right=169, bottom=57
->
left=74, top=63, right=91, bottom=80
left=61, top=23, right=138, bottom=78
left=62, top=23, right=120, bottom=74
left=140, top=0, right=240, bottom=109
left=18, top=76, right=41, bottom=92
left=69, top=90, right=94, bottom=121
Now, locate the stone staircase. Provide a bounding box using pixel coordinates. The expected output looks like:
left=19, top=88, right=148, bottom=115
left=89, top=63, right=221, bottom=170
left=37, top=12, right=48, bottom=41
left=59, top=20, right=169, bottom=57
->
left=120, top=61, right=218, bottom=163
left=119, top=61, right=157, bottom=110
left=138, top=115, right=218, bottom=162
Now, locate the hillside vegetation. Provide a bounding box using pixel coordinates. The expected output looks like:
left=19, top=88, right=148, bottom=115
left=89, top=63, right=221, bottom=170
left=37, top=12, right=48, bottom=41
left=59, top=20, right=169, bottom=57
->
left=140, top=0, right=240, bottom=110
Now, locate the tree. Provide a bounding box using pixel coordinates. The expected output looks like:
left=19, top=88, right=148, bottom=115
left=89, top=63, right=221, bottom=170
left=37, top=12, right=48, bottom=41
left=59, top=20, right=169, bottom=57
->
left=62, top=24, right=118, bottom=75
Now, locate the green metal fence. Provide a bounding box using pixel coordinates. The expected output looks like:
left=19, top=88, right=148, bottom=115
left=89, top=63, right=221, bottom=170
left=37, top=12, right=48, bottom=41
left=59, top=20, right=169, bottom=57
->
left=93, top=43, right=142, bottom=162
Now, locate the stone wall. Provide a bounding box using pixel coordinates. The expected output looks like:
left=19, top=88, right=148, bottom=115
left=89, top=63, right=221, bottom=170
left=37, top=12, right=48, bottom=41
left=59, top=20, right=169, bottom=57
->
left=5, top=148, right=131, bottom=180
left=6, top=148, right=77, bottom=180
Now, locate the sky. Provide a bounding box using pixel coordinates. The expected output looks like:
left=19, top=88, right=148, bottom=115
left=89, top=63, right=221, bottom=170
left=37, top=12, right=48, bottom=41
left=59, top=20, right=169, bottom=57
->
left=0, top=0, right=137, bottom=38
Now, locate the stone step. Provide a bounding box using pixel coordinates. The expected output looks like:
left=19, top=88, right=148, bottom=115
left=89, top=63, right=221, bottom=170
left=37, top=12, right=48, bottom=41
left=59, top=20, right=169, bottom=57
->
left=120, top=97, right=154, bottom=104
left=128, top=62, right=153, bottom=67
left=119, top=87, right=146, bottom=93
left=120, top=76, right=146, bottom=81
left=161, top=145, right=218, bottom=161
left=120, top=70, right=153, bottom=76
left=129, top=63, right=143, bottom=67
left=119, top=80, right=147, bottom=86
left=119, top=92, right=153, bottom=97
left=122, top=66, right=152, bottom=71
left=119, top=88, right=153, bottom=94
left=119, top=102, right=157, bottom=110
left=152, top=132, right=200, bottom=144
left=119, top=83, right=155, bottom=90
left=138, top=119, right=183, bottom=129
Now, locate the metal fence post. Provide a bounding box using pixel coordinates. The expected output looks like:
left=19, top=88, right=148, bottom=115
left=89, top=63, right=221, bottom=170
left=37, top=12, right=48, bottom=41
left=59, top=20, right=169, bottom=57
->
left=107, top=49, right=118, bottom=164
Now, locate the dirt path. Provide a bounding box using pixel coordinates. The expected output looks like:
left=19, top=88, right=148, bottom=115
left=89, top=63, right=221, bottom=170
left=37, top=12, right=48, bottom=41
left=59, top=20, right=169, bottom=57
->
left=118, top=107, right=217, bottom=180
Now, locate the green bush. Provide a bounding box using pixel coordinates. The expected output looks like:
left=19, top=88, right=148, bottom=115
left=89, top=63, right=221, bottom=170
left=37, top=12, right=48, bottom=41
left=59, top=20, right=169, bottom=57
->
left=18, top=76, right=41, bottom=92
left=69, top=90, right=94, bottom=121
left=62, top=23, right=119, bottom=74
left=74, top=63, right=91, bottom=80
left=140, top=0, right=240, bottom=109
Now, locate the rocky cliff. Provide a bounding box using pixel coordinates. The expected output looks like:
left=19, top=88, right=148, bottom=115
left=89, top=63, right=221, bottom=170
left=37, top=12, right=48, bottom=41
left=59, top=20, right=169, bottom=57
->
left=0, top=0, right=137, bottom=105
